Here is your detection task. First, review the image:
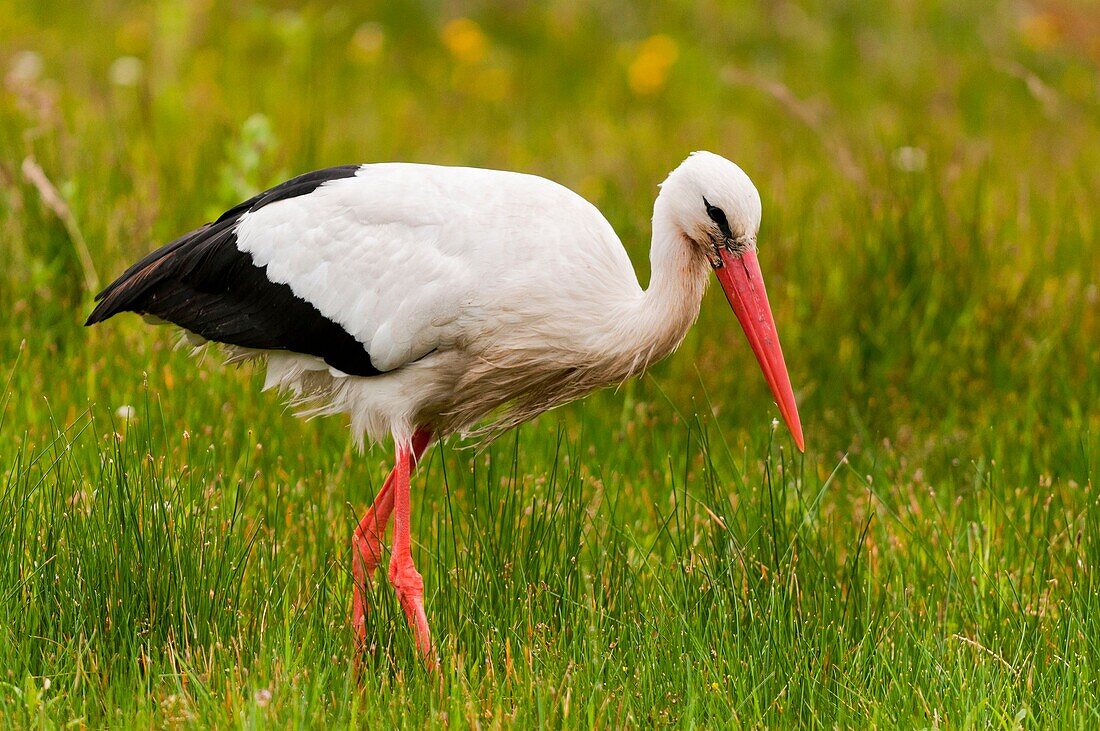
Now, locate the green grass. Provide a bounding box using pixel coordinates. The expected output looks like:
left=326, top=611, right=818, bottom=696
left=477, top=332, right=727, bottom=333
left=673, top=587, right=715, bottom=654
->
left=2, top=1, right=1099, bottom=727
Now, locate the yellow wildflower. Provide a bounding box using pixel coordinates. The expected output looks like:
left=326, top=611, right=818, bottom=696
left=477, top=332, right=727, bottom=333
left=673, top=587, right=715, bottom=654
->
left=628, top=34, right=679, bottom=96
left=442, top=18, right=488, bottom=64
left=1019, top=11, right=1061, bottom=51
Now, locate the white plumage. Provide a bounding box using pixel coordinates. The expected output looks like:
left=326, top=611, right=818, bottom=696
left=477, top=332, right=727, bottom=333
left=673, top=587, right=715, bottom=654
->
left=236, top=159, right=708, bottom=445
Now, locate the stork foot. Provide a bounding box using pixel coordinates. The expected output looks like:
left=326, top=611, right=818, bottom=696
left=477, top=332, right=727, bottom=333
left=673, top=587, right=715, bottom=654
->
left=351, top=479, right=395, bottom=650
left=389, top=559, right=436, bottom=669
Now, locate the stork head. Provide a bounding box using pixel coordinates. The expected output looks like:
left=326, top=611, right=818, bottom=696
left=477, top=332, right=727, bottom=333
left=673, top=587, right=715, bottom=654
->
left=659, top=151, right=805, bottom=452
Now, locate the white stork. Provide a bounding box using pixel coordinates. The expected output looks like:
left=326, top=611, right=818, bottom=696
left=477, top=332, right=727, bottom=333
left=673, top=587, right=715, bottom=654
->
left=86, top=151, right=804, bottom=668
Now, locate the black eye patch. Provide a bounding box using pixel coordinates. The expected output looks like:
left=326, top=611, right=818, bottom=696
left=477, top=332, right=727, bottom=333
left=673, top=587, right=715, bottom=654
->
left=702, top=196, right=732, bottom=240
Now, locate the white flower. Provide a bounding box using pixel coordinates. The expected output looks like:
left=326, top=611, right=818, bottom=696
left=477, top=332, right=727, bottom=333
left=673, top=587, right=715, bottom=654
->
left=891, top=146, right=927, bottom=173
left=8, top=51, right=43, bottom=84
left=109, top=56, right=144, bottom=87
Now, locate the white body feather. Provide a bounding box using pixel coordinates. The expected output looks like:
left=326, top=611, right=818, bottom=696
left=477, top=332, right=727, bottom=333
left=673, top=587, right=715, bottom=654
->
left=221, top=154, right=755, bottom=446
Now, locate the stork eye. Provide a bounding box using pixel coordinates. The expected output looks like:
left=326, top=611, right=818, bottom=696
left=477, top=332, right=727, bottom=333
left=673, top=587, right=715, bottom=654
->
left=702, top=197, right=732, bottom=239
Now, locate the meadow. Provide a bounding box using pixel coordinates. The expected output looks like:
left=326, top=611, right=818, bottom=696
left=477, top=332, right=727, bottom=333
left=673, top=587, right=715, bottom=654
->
left=1, top=1, right=1099, bottom=727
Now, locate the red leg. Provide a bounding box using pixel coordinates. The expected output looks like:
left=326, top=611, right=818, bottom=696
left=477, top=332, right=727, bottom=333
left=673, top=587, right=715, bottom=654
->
left=351, top=473, right=396, bottom=647
left=351, top=428, right=432, bottom=651
left=388, top=431, right=438, bottom=669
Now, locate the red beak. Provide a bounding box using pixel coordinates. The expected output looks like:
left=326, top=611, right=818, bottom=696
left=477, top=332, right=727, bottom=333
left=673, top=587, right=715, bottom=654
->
left=713, top=247, right=805, bottom=452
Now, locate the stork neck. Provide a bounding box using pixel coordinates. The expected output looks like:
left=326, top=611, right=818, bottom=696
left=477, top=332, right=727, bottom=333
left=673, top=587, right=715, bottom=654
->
left=624, top=209, right=709, bottom=367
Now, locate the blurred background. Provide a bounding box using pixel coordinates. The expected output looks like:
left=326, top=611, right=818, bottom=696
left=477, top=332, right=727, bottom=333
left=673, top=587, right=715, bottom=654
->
left=3, top=1, right=1097, bottom=471
left=1, top=1, right=1099, bottom=726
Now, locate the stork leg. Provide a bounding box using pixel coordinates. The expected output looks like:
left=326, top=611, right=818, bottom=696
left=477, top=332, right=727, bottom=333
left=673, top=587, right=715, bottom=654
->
left=351, top=428, right=432, bottom=653
left=388, top=431, right=437, bottom=669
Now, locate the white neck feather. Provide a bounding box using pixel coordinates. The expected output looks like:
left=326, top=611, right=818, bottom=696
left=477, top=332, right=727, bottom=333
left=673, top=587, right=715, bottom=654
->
left=612, top=203, right=710, bottom=373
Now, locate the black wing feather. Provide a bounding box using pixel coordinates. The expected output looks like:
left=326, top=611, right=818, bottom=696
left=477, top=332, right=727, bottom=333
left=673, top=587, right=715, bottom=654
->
left=85, top=165, right=382, bottom=377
